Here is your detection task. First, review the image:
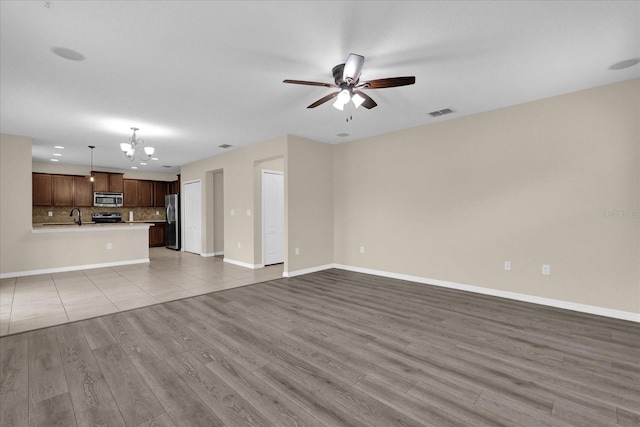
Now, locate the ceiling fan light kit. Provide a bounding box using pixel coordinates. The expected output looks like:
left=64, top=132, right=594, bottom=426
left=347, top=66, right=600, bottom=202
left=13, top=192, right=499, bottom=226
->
left=284, top=53, right=416, bottom=110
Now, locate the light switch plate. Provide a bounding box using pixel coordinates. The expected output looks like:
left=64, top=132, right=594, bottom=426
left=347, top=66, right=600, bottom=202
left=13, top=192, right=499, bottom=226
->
left=295, top=248, right=300, bottom=255
left=542, top=264, right=551, bottom=275
left=504, top=261, right=511, bottom=271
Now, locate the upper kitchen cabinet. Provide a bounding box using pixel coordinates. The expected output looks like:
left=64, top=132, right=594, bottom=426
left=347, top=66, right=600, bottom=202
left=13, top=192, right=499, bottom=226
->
left=124, top=179, right=157, bottom=207
left=138, top=180, right=153, bottom=207
left=123, top=179, right=138, bottom=207
left=154, top=181, right=168, bottom=207
left=109, top=173, right=124, bottom=193
left=52, top=175, right=74, bottom=207
left=73, top=176, right=93, bottom=207
left=32, top=173, right=52, bottom=206
left=93, top=172, right=124, bottom=193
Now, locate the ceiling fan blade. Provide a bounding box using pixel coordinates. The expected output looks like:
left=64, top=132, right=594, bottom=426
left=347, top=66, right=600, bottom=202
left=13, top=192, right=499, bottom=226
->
left=353, top=90, right=377, bottom=109
left=283, top=79, right=335, bottom=88
left=307, top=91, right=339, bottom=108
left=343, top=53, right=364, bottom=83
left=359, top=76, right=416, bottom=89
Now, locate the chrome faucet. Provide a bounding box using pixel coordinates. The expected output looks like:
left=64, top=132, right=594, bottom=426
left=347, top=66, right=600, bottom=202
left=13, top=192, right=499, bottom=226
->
left=69, top=207, right=82, bottom=226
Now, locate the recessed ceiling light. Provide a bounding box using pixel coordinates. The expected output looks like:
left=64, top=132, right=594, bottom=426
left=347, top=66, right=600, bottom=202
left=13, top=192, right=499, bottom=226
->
left=151, top=157, right=159, bottom=161
left=50, top=159, right=59, bottom=162
left=51, top=46, right=86, bottom=61
left=140, top=162, right=147, bottom=165
left=337, top=133, right=349, bottom=137
left=609, top=58, right=640, bottom=70
left=53, top=153, right=62, bottom=156
left=54, top=145, right=64, bottom=149
left=131, top=166, right=138, bottom=169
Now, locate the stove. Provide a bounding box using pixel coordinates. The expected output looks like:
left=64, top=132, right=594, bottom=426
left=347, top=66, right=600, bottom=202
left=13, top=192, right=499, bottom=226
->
left=92, top=212, right=123, bottom=223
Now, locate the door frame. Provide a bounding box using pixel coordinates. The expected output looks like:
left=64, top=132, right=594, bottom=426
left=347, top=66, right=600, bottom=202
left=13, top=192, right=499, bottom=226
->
left=261, top=169, right=284, bottom=266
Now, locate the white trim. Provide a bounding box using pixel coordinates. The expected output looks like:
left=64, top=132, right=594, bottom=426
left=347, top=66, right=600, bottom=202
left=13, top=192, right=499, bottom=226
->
left=333, top=264, right=640, bottom=323
left=283, top=263, right=334, bottom=278
left=200, top=252, right=225, bottom=257
left=0, top=258, right=150, bottom=279
left=223, top=258, right=261, bottom=269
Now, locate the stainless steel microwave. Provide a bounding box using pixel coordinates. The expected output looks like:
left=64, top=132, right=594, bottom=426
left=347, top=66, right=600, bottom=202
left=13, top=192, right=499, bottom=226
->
left=93, top=192, right=124, bottom=207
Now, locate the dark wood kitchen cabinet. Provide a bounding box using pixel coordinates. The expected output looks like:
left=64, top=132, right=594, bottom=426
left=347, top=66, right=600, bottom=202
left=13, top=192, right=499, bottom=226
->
left=138, top=180, right=154, bottom=207
left=149, top=223, right=165, bottom=247
left=154, top=181, right=168, bottom=207
left=73, top=176, right=93, bottom=206
left=92, top=172, right=109, bottom=192
left=32, top=173, right=52, bottom=206
left=123, top=179, right=138, bottom=207
left=93, top=172, right=124, bottom=193
left=52, top=175, right=74, bottom=207
left=123, top=179, right=153, bottom=207
left=109, top=173, right=124, bottom=193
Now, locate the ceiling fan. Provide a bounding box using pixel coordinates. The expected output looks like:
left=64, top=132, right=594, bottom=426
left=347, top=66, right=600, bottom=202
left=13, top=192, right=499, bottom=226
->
left=283, top=53, right=416, bottom=110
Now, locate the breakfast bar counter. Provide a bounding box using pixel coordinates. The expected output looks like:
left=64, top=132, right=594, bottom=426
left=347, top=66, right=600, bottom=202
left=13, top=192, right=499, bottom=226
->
left=32, top=222, right=152, bottom=233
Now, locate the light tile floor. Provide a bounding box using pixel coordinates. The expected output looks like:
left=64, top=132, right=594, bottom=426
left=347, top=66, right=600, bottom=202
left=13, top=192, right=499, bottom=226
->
left=0, top=248, right=284, bottom=336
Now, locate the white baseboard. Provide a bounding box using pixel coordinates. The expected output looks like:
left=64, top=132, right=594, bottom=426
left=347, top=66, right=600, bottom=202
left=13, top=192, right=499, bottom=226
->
left=283, top=264, right=335, bottom=278
left=223, top=258, right=261, bottom=269
left=333, top=264, right=640, bottom=323
left=201, top=251, right=225, bottom=258
left=0, top=258, right=150, bottom=279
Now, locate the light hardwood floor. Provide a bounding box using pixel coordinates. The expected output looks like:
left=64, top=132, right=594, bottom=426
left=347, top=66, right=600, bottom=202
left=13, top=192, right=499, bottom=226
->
left=1, top=268, right=639, bottom=426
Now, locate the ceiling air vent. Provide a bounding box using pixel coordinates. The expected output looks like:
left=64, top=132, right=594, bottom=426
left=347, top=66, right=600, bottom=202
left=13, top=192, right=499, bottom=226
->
left=218, top=144, right=232, bottom=149
left=429, top=108, right=455, bottom=117
left=162, top=165, right=172, bottom=168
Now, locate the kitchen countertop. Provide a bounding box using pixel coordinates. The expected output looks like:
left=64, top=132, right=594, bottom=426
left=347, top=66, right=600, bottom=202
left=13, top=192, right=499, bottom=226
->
left=32, top=222, right=154, bottom=233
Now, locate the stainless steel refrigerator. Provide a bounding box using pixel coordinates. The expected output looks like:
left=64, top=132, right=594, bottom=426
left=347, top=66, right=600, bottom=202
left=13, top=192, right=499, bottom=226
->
left=165, top=194, right=180, bottom=250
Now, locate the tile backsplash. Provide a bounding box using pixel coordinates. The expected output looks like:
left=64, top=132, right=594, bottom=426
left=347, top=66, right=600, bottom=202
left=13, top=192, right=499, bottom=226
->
left=33, top=206, right=166, bottom=224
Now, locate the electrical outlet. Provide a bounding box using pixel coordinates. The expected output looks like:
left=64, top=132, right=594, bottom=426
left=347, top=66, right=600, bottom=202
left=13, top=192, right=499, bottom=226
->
left=360, top=246, right=365, bottom=254
left=230, top=209, right=235, bottom=216
left=504, top=261, right=511, bottom=271
left=295, top=248, right=300, bottom=255
left=106, top=243, right=112, bottom=250
left=542, top=264, right=551, bottom=275
left=48, top=211, right=53, bottom=217
left=155, top=210, right=159, bottom=215
left=237, top=242, right=241, bottom=249
left=246, top=209, right=251, bottom=216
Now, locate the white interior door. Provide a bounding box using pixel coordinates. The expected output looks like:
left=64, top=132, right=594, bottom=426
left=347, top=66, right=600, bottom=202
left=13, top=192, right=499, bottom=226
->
left=183, top=181, right=202, bottom=254
left=262, top=171, right=284, bottom=265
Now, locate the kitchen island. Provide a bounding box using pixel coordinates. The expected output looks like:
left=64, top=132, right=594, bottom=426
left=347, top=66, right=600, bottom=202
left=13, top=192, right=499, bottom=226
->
left=3, top=222, right=155, bottom=277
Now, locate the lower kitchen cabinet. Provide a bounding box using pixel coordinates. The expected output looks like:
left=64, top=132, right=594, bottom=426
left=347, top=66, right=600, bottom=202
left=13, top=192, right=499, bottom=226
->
left=149, top=223, right=165, bottom=247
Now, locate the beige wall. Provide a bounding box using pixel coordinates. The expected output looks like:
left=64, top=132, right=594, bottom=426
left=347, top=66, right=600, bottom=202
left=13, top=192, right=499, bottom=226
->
left=180, top=135, right=288, bottom=266
left=1, top=134, right=149, bottom=276
left=334, top=79, right=639, bottom=314
left=180, top=134, right=334, bottom=274
left=286, top=135, right=334, bottom=273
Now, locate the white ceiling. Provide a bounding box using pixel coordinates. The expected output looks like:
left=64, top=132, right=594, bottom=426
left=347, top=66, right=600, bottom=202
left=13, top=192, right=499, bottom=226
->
left=1, top=1, right=638, bottom=174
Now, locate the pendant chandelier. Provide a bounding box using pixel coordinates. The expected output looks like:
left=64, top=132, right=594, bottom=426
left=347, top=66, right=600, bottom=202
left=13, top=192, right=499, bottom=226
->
left=120, top=127, right=154, bottom=161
